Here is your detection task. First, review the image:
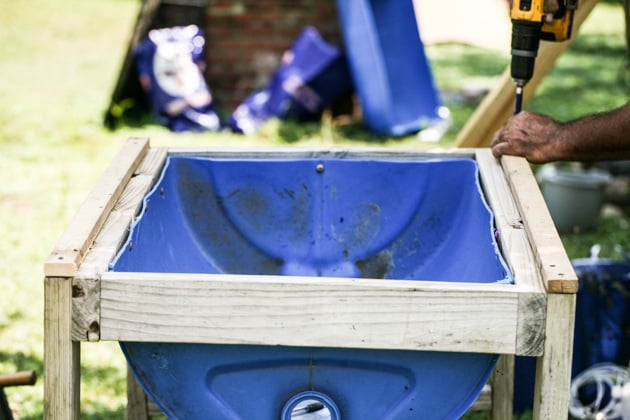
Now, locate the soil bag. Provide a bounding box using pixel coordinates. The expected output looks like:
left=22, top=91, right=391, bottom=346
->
left=228, top=26, right=352, bottom=134
left=135, top=25, right=221, bottom=132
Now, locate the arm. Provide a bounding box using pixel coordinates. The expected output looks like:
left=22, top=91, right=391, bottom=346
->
left=491, top=102, right=630, bottom=163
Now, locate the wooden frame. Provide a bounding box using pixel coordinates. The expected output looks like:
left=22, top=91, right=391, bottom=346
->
left=44, top=138, right=577, bottom=419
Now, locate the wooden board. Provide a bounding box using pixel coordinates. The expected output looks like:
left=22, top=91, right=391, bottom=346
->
left=45, top=138, right=150, bottom=277
left=500, top=156, right=578, bottom=293
left=98, top=272, right=545, bottom=356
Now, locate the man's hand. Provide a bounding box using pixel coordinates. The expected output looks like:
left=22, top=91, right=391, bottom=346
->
left=491, top=111, right=563, bottom=163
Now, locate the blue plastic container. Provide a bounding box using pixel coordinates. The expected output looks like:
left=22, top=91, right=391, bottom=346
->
left=334, top=0, right=446, bottom=137
left=111, top=156, right=511, bottom=419
left=513, top=257, right=630, bottom=413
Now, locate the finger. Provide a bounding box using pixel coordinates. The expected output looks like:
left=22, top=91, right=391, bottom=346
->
left=544, top=0, right=559, bottom=13
left=491, top=141, right=511, bottom=159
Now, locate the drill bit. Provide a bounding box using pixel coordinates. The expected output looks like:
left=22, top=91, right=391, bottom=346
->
left=514, top=82, right=524, bottom=115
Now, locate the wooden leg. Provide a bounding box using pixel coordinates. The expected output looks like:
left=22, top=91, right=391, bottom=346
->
left=532, top=293, right=576, bottom=420
left=490, top=354, right=514, bottom=419
left=44, top=277, right=80, bottom=419
left=127, top=367, right=150, bottom=420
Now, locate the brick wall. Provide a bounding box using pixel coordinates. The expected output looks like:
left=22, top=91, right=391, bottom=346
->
left=205, top=0, right=343, bottom=112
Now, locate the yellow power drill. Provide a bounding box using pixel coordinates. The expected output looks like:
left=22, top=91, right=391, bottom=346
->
left=510, top=0, right=578, bottom=113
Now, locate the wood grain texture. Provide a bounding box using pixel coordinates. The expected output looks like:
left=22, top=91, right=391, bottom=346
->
left=71, top=148, right=167, bottom=341
left=500, top=156, right=578, bottom=293
left=100, top=272, right=523, bottom=354
left=45, top=138, right=150, bottom=277
left=533, top=293, right=577, bottom=420
left=476, top=150, right=544, bottom=293
left=44, top=277, right=80, bottom=420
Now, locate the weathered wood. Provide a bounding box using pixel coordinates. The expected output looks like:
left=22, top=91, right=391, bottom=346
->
left=71, top=277, right=101, bottom=342
left=533, top=293, right=576, bottom=420
left=469, top=384, right=492, bottom=412
left=454, top=0, right=600, bottom=148
left=127, top=369, right=151, bottom=420
left=476, top=150, right=545, bottom=293
left=477, top=150, right=547, bottom=356
left=71, top=147, right=168, bottom=342
left=490, top=354, right=515, bottom=418
left=44, top=277, right=80, bottom=420
left=500, top=156, right=578, bottom=293
left=45, top=138, right=150, bottom=277
left=76, top=147, right=167, bottom=280
left=98, top=272, right=533, bottom=354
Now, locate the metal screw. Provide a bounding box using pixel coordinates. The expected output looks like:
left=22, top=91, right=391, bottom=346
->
left=316, top=163, right=325, bottom=173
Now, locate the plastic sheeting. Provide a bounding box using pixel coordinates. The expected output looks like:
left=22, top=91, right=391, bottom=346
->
left=111, top=156, right=511, bottom=419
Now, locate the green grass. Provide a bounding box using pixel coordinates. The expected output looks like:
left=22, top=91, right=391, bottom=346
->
left=0, top=0, right=627, bottom=418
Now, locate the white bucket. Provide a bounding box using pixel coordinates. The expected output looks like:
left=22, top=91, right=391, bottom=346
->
left=538, top=164, right=611, bottom=233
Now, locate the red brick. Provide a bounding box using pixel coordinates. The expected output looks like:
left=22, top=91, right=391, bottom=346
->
left=205, top=0, right=342, bottom=109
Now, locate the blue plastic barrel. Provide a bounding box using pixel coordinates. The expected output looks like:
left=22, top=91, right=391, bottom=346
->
left=111, top=156, right=511, bottom=419
left=334, top=0, right=446, bottom=136
left=513, top=257, right=630, bottom=413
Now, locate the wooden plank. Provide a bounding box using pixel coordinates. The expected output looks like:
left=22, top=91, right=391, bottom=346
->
left=492, top=355, right=514, bottom=417
left=491, top=354, right=515, bottom=418
left=44, top=277, right=80, bottom=420
left=127, top=369, right=151, bottom=420
left=477, top=150, right=547, bottom=355
left=469, top=384, right=492, bottom=412
left=99, top=272, right=526, bottom=354
left=45, top=138, right=150, bottom=277
left=76, top=147, right=167, bottom=280
left=500, top=156, right=578, bottom=293
left=71, top=148, right=167, bottom=342
left=475, top=150, right=544, bottom=293
left=454, top=0, right=600, bottom=148
left=533, top=293, right=576, bottom=419
left=476, top=150, right=547, bottom=355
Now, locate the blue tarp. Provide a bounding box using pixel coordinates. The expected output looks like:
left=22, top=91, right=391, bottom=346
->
left=112, top=156, right=511, bottom=419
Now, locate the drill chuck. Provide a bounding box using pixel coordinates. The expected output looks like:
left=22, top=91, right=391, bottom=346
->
left=510, top=20, right=543, bottom=85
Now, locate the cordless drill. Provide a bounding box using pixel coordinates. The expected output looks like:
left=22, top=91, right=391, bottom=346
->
left=510, top=0, right=578, bottom=113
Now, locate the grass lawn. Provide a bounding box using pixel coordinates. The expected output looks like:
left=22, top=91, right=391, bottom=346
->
left=0, top=0, right=627, bottom=418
